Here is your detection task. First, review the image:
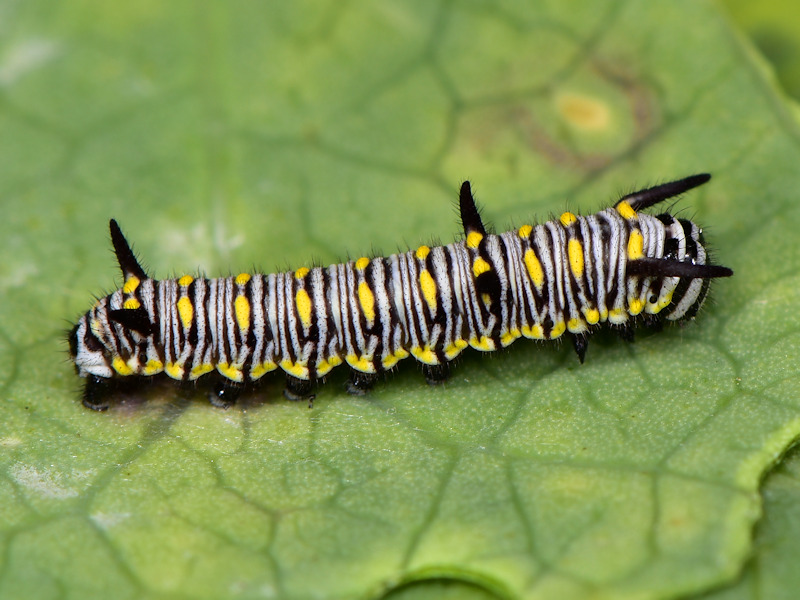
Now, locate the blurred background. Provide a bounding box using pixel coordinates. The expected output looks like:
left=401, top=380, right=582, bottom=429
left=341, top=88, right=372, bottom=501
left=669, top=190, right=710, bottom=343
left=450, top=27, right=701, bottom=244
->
left=723, top=0, right=800, bottom=100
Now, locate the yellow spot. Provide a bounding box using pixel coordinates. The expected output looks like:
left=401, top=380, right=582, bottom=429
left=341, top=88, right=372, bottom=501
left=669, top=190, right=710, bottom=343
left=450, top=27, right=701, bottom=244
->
left=617, top=200, right=636, bottom=220
left=294, top=289, right=311, bottom=329
left=382, top=353, right=401, bottom=369
left=628, top=230, right=644, bottom=260
left=419, top=270, right=437, bottom=312
left=112, top=357, right=134, bottom=376
left=522, top=324, right=544, bottom=339
left=501, top=329, right=521, bottom=347
left=217, top=362, right=244, bottom=382
left=600, top=308, right=609, bottom=321
left=235, top=295, right=251, bottom=330
left=473, top=257, right=491, bottom=278
left=550, top=321, right=566, bottom=339
left=560, top=212, right=577, bottom=227
left=629, top=298, right=645, bottom=315
left=328, top=355, right=343, bottom=367
left=415, top=245, right=430, bottom=260
left=143, top=359, right=163, bottom=375
left=122, top=276, right=140, bottom=294
left=444, top=339, right=468, bottom=360
left=315, top=358, right=336, bottom=377
left=411, top=345, right=439, bottom=365
left=177, top=296, right=193, bottom=329
left=355, top=257, right=370, bottom=271
left=381, top=349, right=408, bottom=369
left=165, top=362, right=184, bottom=380
left=358, top=281, right=375, bottom=325
left=470, top=336, right=495, bottom=351
left=294, top=268, right=309, bottom=280
left=123, top=298, right=141, bottom=310
left=250, top=361, right=277, bottom=380
left=568, top=239, right=584, bottom=277
left=466, top=231, right=483, bottom=248
left=481, top=293, right=492, bottom=305
left=556, top=92, right=611, bottom=132
left=518, top=225, right=532, bottom=238
left=126, top=357, right=140, bottom=372
left=235, top=273, right=251, bottom=286
left=609, top=307, right=628, bottom=324
left=178, top=275, right=194, bottom=287
left=567, top=318, right=586, bottom=333
left=584, top=308, right=600, bottom=324
left=280, top=359, right=309, bottom=379
left=524, top=249, right=544, bottom=288
left=346, top=354, right=375, bottom=374
left=90, top=319, right=102, bottom=338
left=190, top=363, right=214, bottom=380
left=646, top=301, right=662, bottom=315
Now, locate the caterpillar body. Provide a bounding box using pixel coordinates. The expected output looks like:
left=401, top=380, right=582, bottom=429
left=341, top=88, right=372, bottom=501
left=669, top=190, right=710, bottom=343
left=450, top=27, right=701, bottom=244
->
left=69, top=174, right=732, bottom=411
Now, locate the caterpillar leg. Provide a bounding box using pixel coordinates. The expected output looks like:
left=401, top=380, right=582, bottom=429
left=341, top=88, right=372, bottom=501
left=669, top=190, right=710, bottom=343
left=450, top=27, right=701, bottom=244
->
left=284, top=375, right=316, bottom=406
left=211, top=380, right=241, bottom=409
left=617, top=323, right=635, bottom=343
left=571, top=333, right=591, bottom=364
left=82, top=375, right=111, bottom=411
left=423, top=363, right=450, bottom=385
left=347, top=370, right=378, bottom=396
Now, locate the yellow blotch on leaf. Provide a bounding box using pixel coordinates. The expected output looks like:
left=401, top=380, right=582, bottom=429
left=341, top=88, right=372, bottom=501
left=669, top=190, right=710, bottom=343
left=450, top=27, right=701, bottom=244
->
left=556, top=92, right=611, bottom=132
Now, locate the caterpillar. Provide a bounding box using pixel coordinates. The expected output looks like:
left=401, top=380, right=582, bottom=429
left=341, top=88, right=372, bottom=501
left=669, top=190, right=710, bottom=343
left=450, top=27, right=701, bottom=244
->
left=69, top=174, right=732, bottom=411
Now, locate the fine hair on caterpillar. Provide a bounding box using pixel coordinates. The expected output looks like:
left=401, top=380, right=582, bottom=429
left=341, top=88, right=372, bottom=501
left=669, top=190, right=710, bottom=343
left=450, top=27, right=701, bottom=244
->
left=69, top=174, right=733, bottom=411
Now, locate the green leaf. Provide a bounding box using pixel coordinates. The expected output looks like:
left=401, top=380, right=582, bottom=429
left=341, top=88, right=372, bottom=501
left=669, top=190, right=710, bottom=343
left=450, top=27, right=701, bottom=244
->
left=0, top=1, right=798, bottom=599
left=692, top=445, right=800, bottom=600
left=720, top=0, right=800, bottom=101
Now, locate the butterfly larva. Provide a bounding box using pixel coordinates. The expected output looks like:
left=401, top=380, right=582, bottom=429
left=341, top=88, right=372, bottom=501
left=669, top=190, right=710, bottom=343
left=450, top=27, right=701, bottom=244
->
left=69, top=174, right=732, bottom=410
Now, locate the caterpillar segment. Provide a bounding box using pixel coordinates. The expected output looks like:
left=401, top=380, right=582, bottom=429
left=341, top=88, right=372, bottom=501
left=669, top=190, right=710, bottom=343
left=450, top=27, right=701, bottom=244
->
left=69, top=174, right=733, bottom=410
